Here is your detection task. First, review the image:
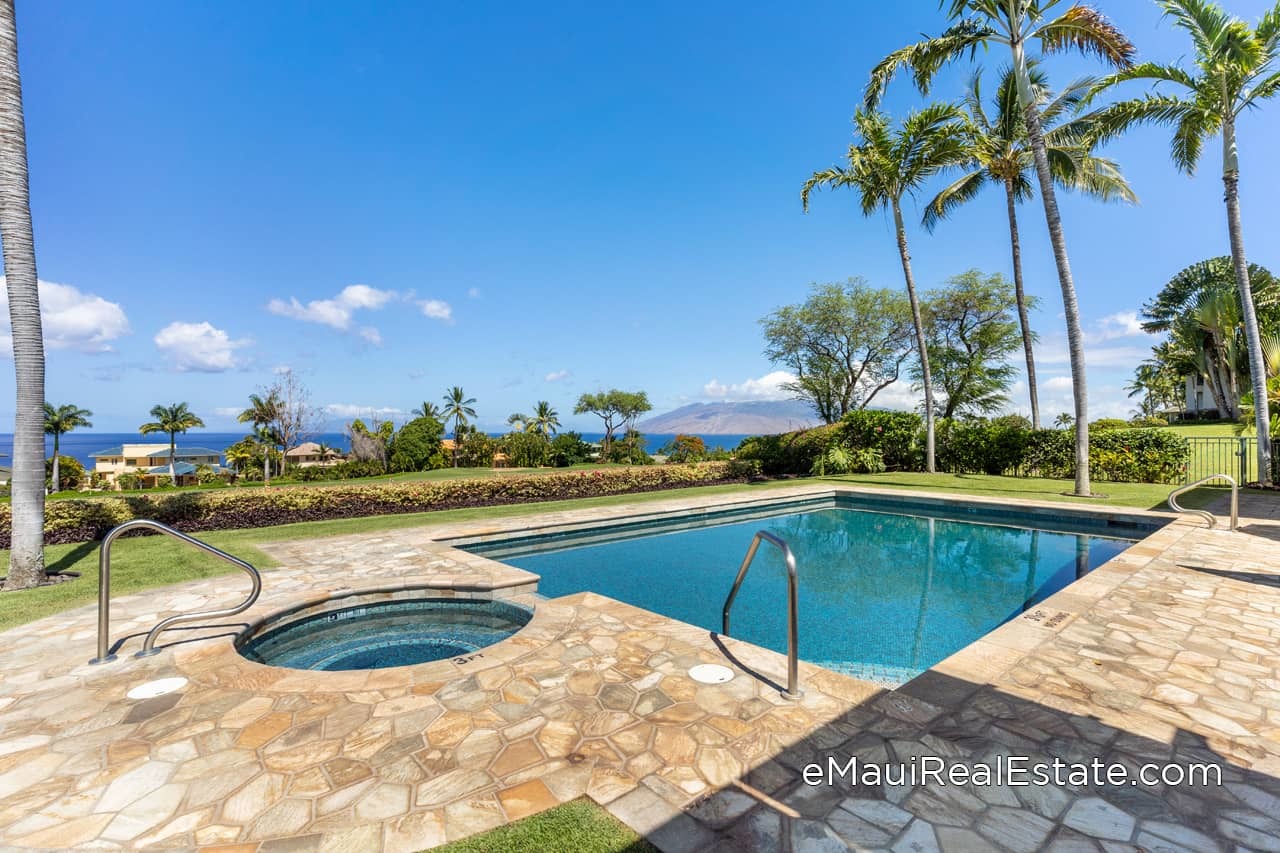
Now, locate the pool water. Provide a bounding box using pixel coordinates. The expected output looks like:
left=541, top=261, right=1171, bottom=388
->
left=472, top=504, right=1138, bottom=683
left=239, top=598, right=533, bottom=671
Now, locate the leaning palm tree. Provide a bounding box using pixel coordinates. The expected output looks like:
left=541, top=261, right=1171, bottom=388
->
left=529, top=400, right=560, bottom=438
left=866, top=0, right=1137, bottom=496
left=43, top=403, right=92, bottom=492
left=442, top=386, right=477, bottom=468
left=1087, top=0, right=1280, bottom=483
left=237, top=391, right=281, bottom=485
left=139, top=402, right=205, bottom=483
left=925, top=64, right=1137, bottom=428
left=413, top=401, right=443, bottom=421
left=802, top=104, right=973, bottom=473
left=0, top=0, right=45, bottom=589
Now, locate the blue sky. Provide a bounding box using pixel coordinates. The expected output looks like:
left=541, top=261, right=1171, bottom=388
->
left=2, top=0, right=1277, bottom=432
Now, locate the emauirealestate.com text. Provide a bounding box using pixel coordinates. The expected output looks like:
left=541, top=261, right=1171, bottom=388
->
left=803, top=755, right=1222, bottom=788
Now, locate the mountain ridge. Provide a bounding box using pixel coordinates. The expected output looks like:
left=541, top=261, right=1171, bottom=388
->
left=638, top=400, right=818, bottom=435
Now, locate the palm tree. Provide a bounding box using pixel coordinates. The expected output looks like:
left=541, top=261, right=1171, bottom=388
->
left=507, top=412, right=528, bottom=432
left=139, top=402, right=205, bottom=483
left=0, top=0, right=46, bottom=590
left=315, top=441, right=338, bottom=463
left=925, top=64, right=1137, bottom=428
left=413, top=401, right=443, bottom=421
left=442, top=386, right=477, bottom=467
left=529, top=400, right=560, bottom=437
left=866, top=0, right=1137, bottom=496
left=1087, top=0, right=1280, bottom=484
left=237, top=392, right=281, bottom=485
left=802, top=104, right=973, bottom=473
left=253, top=424, right=282, bottom=479
left=43, top=403, right=92, bottom=493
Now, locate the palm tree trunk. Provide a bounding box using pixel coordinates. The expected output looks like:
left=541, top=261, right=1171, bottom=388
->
left=51, top=431, right=59, bottom=493
left=1005, top=180, right=1040, bottom=429
left=1013, top=41, right=1089, bottom=495
left=1223, top=118, right=1270, bottom=484
left=892, top=201, right=935, bottom=473
left=452, top=418, right=460, bottom=467
left=262, top=444, right=271, bottom=486
left=0, top=1, right=45, bottom=590
left=169, top=434, right=177, bottom=483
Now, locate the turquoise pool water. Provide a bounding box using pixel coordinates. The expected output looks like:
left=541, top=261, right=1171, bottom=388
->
left=467, top=501, right=1144, bottom=683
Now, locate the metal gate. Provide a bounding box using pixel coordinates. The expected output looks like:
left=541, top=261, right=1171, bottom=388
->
left=1183, top=437, right=1255, bottom=484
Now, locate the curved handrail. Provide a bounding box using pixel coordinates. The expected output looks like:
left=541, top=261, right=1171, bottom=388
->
left=1168, top=473, right=1238, bottom=531
left=722, top=530, right=801, bottom=699
left=90, top=519, right=262, bottom=664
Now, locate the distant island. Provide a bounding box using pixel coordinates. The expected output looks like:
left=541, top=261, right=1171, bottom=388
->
left=638, top=400, right=819, bottom=435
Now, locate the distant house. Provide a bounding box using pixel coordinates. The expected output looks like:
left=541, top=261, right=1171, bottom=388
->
left=90, top=443, right=225, bottom=487
left=1179, top=374, right=1233, bottom=420
left=285, top=442, right=345, bottom=467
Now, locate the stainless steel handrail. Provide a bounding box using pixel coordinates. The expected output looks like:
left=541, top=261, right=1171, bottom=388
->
left=722, top=530, right=801, bottom=699
left=1168, top=473, right=1238, bottom=531
left=89, top=519, right=262, bottom=665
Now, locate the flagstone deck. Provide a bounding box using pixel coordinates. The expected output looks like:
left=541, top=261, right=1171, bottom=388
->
left=0, top=484, right=1278, bottom=851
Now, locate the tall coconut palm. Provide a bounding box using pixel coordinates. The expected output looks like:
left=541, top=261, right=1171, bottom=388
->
left=1087, top=0, right=1280, bottom=483
left=529, top=400, right=560, bottom=438
left=866, top=0, right=1137, bottom=496
left=442, top=386, right=476, bottom=467
left=43, top=403, right=92, bottom=493
left=802, top=104, right=973, bottom=473
left=237, top=392, right=281, bottom=485
left=925, top=64, right=1137, bottom=428
left=140, top=403, right=205, bottom=483
left=0, top=0, right=45, bottom=589
left=413, top=401, right=443, bottom=421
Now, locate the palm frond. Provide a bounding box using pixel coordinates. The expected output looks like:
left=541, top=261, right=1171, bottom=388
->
left=1037, top=4, right=1137, bottom=69
left=864, top=19, right=996, bottom=109
left=1258, top=0, right=1280, bottom=53
left=922, top=169, right=989, bottom=231
left=801, top=166, right=854, bottom=213
left=1083, top=94, right=1201, bottom=148
left=1239, top=69, right=1280, bottom=113
left=1158, top=0, right=1231, bottom=58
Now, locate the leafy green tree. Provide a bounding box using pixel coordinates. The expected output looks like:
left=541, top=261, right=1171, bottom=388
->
left=0, top=0, right=46, bottom=588
left=761, top=279, right=915, bottom=423
left=575, top=390, right=648, bottom=460
left=44, top=455, right=84, bottom=492
left=529, top=401, right=560, bottom=437
left=866, top=0, right=1137, bottom=496
left=502, top=431, right=550, bottom=467
left=803, top=105, right=974, bottom=472
left=237, top=391, right=282, bottom=485
left=455, top=426, right=498, bottom=467
left=139, top=402, right=205, bottom=483
left=389, top=417, right=445, bottom=472
left=926, top=63, right=1136, bottom=427
left=43, top=403, right=92, bottom=493
left=608, top=429, right=653, bottom=465
left=920, top=271, right=1023, bottom=419
left=1089, top=0, right=1280, bottom=481
left=548, top=432, right=592, bottom=467
left=442, top=386, right=477, bottom=467
left=660, top=434, right=707, bottom=463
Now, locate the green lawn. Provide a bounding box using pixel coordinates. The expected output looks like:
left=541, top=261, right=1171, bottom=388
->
left=0, top=472, right=1231, bottom=632
left=1163, top=422, right=1242, bottom=438
left=427, top=799, right=656, bottom=853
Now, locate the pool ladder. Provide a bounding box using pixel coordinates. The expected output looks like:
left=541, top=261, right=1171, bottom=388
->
left=722, top=530, right=801, bottom=699
left=1168, top=474, right=1239, bottom=531
left=89, top=519, right=262, bottom=665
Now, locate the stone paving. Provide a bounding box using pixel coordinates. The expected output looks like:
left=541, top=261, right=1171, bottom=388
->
left=0, top=485, right=1278, bottom=851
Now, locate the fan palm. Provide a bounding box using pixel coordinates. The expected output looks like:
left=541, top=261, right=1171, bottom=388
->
left=802, top=104, right=973, bottom=472
left=442, top=386, right=477, bottom=467
left=1087, top=0, right=1280, bottom=483
left=413, top=401, right=443, bottom=421
left=43, top=403, right=92, bottom=493
left=0, top=0, right=46, bottom=589
left=140, top=403, right=205, bottom=483
left=529, top=401, right=560, bottom=438
left=866, top=0, right=1137, bottom=496
left=926, top=64, right=1137, bottom=428
left=507, top=412, right=528, bottom=432
left=238, top=392, right=281, bottom=485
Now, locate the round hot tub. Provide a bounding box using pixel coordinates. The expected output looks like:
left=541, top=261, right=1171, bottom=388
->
left=238, top=595, right=533, bottom=671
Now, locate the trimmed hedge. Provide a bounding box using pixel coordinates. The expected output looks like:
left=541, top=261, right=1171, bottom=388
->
left=0, top=461, right=761, bottom=547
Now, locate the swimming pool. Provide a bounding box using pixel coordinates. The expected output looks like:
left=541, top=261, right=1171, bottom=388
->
left=464, top=498, right=1153, bottom=684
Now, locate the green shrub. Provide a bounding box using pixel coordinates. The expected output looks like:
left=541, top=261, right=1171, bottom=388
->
left=0, top=461, right=761, bottom=547
left=1129, top=415, right=1169, bottom=427
left=548, top=432, right=592, bottom=467
left=1026, top=428, right=1188, bottom=483
left=660, top=434, right=707, bottom=464
left=1089, top=418, right=1131, bottom=432
left=456, top=431, right=498, bottom=468
left=45, top=455, right=85, bottom=491
left=737, top=424, right=839, bottom=476
left=838, top=410, right=922, bottom=470
left=502, top=431, right=550, bottom=468
left=935, top=418, right=1031, bottom=475
left=390, top=417, right=446, bottom=472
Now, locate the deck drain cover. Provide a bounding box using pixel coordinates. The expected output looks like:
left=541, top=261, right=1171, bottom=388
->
left=127, top=677, right=188, bottom=700
left=689, top=664, right=734, bottom=684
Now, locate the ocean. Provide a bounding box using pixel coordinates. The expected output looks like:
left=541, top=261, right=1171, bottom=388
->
left=0, top=431, right=757, bottom=469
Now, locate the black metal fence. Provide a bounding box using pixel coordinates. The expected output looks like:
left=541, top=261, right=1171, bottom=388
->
left=1183, top=436, right=1256, bottom=484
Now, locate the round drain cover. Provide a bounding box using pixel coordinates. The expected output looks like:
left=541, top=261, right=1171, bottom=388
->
left=126, top=677, right=188, bottom=700
left=689, top=664, right=735, bottom=684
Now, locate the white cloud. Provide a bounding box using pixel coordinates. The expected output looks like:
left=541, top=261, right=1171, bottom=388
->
left=0, top=278, right=131, bottom=354
left=267, top=284, right=396, bottom=331
left=154, top=321, right=250, bottom=372
left=545, top=369, right=570, bottom=382
left=1043, top=376, right=1075, bottom=391
left=419, top=299, right=453, bottom=322
left=358, top=326, right=383, bottom=346
left=213, top=406, right=244, bottom=418
left=1091, top=310, right=1148, bottom=342
left=324, top=403, right=405, bottom=419
left=703, top=370, right=795, bottom=401
left=467, top=287, right=481, bottom=299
